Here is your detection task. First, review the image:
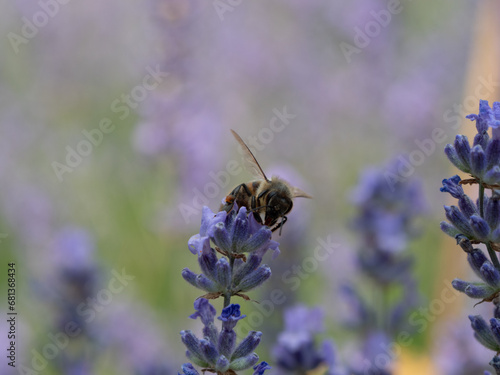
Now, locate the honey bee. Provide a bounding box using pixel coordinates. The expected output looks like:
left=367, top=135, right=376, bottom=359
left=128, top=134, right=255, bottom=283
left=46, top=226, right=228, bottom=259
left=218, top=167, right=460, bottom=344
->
left=221, top=129, right=312, bottom=234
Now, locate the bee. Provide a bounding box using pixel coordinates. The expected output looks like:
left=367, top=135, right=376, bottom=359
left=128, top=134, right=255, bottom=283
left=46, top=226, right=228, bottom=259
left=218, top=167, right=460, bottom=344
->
left=221, top=129, right=312, bottom=234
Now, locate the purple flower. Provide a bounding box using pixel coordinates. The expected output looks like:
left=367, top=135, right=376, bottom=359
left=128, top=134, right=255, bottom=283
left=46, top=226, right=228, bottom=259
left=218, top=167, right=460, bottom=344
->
left=433, top=309, right=492, bottom=375
left=272, top=305, right=344, bottom=373
left=440, top=175, right=464, bottom=199
left=179, top=363, right=200, bottom=375
left=351, top=160, right=425, bottom=256
left=252, top=361, right=272, bottom=375
left=183, top=205, right=277, bottom=298
left=349, top=331, right=393, bottom=375
left=180, top=300, right=262, bottom=373
left=467, top=100, right=500, bottom=133
left=445, top=101, right=500, bottom=183
left=188, top=206, right=226, bottom=255
left=441, top=181, right=500, bottom=244
left=441, top=99, right=500, bottom=372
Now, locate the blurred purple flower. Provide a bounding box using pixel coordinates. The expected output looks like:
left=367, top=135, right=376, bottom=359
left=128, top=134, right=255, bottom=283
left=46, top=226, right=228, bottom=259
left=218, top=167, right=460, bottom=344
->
left=102, top=301, right=176, bottom=374
left=272, top=305, right=347, bottom=374
left=341, top=159, right=425, bottom=374
left=351, top=158, right=425, bottom=260
left=433, top=305, right=493, bottom=375
left=349, top=331, right=393, bottom=375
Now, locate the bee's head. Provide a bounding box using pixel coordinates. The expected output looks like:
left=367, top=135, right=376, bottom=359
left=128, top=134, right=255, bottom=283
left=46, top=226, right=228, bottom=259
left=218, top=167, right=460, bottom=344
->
left=265, top=191, right=293, bottom=226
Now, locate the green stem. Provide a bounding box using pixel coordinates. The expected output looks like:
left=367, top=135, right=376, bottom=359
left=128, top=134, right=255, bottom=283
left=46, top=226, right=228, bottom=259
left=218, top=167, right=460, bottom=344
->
left=487, top=242, right=500, bottom=270
left=223, top=293, right=231, bottom=308
left=481, top=184, right=500, bottom=269
left=223, top=255, right=236, bottom=308
left=479, top=184, right=485, bottom=217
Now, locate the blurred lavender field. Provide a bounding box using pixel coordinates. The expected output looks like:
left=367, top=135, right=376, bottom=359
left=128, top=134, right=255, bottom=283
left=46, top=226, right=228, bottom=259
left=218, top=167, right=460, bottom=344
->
left=0, top=0, right=497, bottom=374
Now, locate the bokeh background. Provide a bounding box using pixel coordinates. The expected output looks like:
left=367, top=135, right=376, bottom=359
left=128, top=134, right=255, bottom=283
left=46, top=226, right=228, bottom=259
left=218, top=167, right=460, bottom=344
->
left=1, top=0, right=499, bottom=374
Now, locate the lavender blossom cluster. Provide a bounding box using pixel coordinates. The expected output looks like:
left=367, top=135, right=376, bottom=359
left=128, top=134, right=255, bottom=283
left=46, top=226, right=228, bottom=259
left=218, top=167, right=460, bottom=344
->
left=179, top=205, right=275, bottom=374
left=271, top=305, right=347, bottom=375
left=345, top=159, right=424, bottom=374
left=440, top=100, right=500, bottom=374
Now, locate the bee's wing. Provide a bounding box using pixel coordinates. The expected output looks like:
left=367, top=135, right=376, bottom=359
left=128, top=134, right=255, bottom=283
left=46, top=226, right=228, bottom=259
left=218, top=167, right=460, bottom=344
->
left=231, top=129, right=270, bottom=182
left=291, top=186, right=313, bottom=199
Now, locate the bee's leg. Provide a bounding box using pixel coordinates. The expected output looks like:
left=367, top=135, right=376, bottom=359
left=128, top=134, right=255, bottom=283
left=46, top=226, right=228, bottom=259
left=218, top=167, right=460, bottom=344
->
left=278, top=216, right=287, bottom=236
left=234, top=183, right=252, bottom=197
left=270, top=216, right=287, bottom=234
left=251, top=196, right=269, bottom=224
left=221, top=183, right=252, bottom=212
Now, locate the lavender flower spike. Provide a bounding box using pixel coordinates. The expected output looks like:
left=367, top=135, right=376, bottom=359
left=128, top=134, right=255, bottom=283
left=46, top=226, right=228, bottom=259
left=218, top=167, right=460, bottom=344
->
left=181, top=300, right=264, bottom=374
left=441, top=99, right=500, bottom=374
left=182, top=205, right=278, bottom=303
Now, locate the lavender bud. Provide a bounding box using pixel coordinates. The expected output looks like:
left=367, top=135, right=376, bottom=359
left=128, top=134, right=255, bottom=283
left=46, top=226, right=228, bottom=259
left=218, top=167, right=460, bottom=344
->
left=469, top=315, right=500, bottom=351
left=212, top=222, right=231, bottom=254
left=491, top=227, right=500, bottom=243
left=445, top=144, right=469, bottom=173
left=231, top=210, right=250, bottom=251
left=235, top=265, right=272, bottom=292
left=195, top=274, right=220, bottom=293
left=198, top=247, right=218, bottom=281
left=230, top=353, right=260, bottom=371
left=490, top=356, right=500, bottom=373
left=180, top=363, right=200, bottom=375
left=240, top=227, right=273, bottom=254
left=216, top=257, right=231, bottom=288
left=440, top=221, right=461, bottom=238
left=200, top=338, right=219, bottom=364
left=486, top=197, right=500, bottom=230
left=474, top=130, right=490, bottom=150
left=487, top=139, right=500, bottom=170
left=181, top=331, right=205, bottom=363
left=490, top=319, right=500, bottom=347
left=465, top=283, right=495, bottom=299
left=484, top=166, right=500, bottom=185
left=468, top=249, right=489, bottom=278
left=233, top=252, right=262, bottom=286
left=480, top=262, right=500, bottom=289
left=233, top=331, right=262, bottom=359
left=444, top=206, right=474, bottom=237
left=470, top=215, right=491, bottom=240
left=471, top=145, right=487, bottom=177
left=451, top=278, right=469, bottom=293
left=215, top=356, right=230, bottom=373
left=218, top=330, right=236, bottom=360
left=454, top=135, right=471, bottom=171
left=452, top=279, right=495, bottom=299
left=459, top=195, right=478, bottom=218
left=182, top=268, right=198, bottom=287
left=186, top=351, right=210, bottom=367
